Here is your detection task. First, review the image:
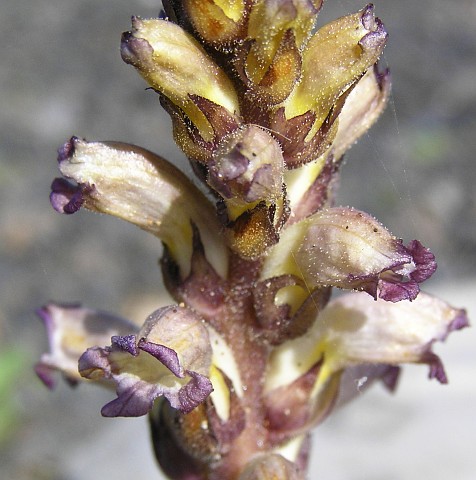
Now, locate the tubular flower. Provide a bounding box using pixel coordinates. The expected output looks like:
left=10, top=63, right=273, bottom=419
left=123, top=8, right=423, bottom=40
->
left=37, top=2, right=468, bottom=479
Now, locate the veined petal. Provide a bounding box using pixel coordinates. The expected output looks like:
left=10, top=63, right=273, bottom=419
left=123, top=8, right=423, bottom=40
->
left=261, top=207, right=436, bottom=301
left=332, top=64, right=391, bottom=160
left=121, top=17, right=239, bottom=141
left=79, top=305, right=213, bottom=416
left=264, top=292, right=468, bottom=432
left=282, top=5, right=387, bottom=133
left=52, top=138, right=227, bottom=279
left=35, top=303, right=137, bottom=388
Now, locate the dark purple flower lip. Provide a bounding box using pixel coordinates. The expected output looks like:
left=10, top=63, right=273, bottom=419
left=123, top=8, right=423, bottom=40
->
left=78, top=305, right=215, bottom=417
left=50, top=177, right=92, bottom=214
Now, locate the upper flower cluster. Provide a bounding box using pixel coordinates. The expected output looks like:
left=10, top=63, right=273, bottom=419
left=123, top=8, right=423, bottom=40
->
left=39, top=2, right=468, bottom=479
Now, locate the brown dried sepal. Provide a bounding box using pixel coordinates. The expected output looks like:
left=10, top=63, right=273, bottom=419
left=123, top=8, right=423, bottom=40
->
left=265, top=369, right=341, bottom=444
left=235, top=30, right=302, bottom=106
left=149, top=400, right=208, bottom=479
left=161, top=401, right=220, bottom=464
left=206, top=371, right=246, bottom=453
left=270, top=106, right=336, bottom=168
left=287, top=151, right=339, bottom=225
left=161, top=224, right=227, bottom=316
left=226, top=202, right=279, bottom=259
left=183, top=0, right=250, bottom=47
left=162, top=95, right=242, bottom=165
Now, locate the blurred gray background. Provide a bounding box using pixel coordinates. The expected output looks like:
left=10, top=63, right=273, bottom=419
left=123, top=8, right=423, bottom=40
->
left=1, top=0, right=475, bottom=478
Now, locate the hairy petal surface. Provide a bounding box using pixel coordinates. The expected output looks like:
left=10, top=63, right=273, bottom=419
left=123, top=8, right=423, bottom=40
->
left=79, top=305, right=214, bottom=417
left=283, top=5, right=387, bottom=130
left=266, top=291, right=468, bottom=396
left=245, top=0, right=323, bottom=86
left=52, top=138, right=227, bottom=279
left=209, top=125, right=284, bottom=212
left=261, top=207, right=436, bottom=300
left=35, top=303, right=137, bottom=389
left=182, top=0, right=248, bottom=45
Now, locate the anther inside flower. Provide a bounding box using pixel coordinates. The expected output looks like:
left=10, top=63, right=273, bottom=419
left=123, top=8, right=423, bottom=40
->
left=38, top=2, right=468, bottom=479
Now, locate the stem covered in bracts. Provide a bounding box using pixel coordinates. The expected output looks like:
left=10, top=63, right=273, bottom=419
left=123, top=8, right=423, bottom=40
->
left=37, top=2, right=469, bottom=479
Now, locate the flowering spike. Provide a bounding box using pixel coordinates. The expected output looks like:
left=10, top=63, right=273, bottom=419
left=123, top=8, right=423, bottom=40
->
left=38, top=2, right=468, bottom=478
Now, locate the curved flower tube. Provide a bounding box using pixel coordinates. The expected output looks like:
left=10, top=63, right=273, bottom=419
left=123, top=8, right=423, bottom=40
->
left=261, top=207, right=436, bottom=301
left=264, top=292, right=468, bottom=437
left=121, top=17, right=240, bottom=141
left=35, top=303, right=138, bottom=388
left=51, top=137, right=228, bottom=279
left=282, top=5, right=387, bottom=131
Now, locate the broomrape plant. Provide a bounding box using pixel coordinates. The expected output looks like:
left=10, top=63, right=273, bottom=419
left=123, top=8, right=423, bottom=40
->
left=36, top=1, right=468, bottom=479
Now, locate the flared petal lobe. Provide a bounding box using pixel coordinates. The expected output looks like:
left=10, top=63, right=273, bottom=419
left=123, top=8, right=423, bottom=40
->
left=52, top=138, right=227, bottom=279
left=264, top=292, right=468, bottom=435
left=79, top=305, right=213, bottom=416
left=261, top=207, right=436, bottom=301
left=35, top=303, right=138, bottom=388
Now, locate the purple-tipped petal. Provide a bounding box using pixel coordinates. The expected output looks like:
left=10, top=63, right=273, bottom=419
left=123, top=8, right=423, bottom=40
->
left=52, top=137, right=227, bottom=279
left=262, top=207, right=436, bottom=301
left=208, top=125, right=284, bottom=206
left=79, top=305, right=214, bottom=417
left=50, top=177, right=87, bottom=214
left=177, top=371, right=215, bottom=414
left=138, top=340, right=183, bottom=378
left=35, top=303, right=138, bottom=388
left=267, top=290, right=467, bottom=405
left=406, top=239, right=437, bottom=283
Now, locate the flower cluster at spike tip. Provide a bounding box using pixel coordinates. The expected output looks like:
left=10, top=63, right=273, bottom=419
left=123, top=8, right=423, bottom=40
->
left=37, top=2, right=469, bottom=479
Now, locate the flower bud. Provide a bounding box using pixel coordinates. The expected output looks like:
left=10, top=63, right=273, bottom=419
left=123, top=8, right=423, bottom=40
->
left=121, top=17, right=239, bottom=141
left=208, top=125, right=284, bottom=211
left=282, top=5, right=387, bottom=136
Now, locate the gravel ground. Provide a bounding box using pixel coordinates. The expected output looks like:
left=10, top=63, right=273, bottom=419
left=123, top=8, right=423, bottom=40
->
left=1, top=0, right=475, bottom=478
